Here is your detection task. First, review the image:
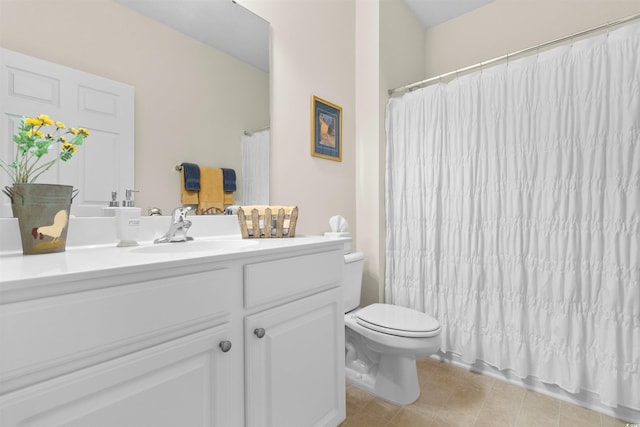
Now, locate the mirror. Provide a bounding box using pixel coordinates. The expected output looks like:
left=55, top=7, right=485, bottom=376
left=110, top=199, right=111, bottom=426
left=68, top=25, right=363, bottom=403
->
left=0, top=0, right=270, bottom=216
left=114, top=0, right=269, bottom=74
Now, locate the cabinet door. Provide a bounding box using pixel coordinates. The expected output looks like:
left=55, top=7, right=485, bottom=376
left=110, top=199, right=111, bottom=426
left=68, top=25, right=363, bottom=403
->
left=245, top=288, right=345, bottom=427
left=0, top=326, right=239, bottom=427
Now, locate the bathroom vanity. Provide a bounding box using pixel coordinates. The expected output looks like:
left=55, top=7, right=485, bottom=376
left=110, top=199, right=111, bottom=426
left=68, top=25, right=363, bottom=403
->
left=0, top=223, right=346, bottom=427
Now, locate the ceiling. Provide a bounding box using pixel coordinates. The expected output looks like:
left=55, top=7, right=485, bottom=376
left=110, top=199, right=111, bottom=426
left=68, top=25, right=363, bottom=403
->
left=114, top=0, right=494, bottom=73
left=404, top=0, right=495, bottom=28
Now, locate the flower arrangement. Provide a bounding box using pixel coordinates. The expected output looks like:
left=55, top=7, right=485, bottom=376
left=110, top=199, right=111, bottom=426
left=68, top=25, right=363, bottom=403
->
left=0, top=114, right=89, bottom=184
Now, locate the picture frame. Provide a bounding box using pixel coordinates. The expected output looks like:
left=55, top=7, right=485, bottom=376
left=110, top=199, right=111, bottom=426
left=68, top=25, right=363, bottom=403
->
left=311, top=96, right=342, bottom=162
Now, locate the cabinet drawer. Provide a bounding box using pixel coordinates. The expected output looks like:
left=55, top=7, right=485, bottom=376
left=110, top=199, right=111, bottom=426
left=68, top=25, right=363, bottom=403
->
left=244, top=249, right=343, bottom=309
left=0, top=326, right=237, bottom=427
left=0, top=268, right=233, bottom=394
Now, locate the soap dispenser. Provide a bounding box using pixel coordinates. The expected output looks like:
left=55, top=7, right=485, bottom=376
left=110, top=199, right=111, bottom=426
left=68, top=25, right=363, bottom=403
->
left=103, top=191, right=120, bottom=216
left=122, top=189, right=138, bottom=207
left=110, top=191, right=119, bottom=207
left=115, top=189, right=141, bottom=247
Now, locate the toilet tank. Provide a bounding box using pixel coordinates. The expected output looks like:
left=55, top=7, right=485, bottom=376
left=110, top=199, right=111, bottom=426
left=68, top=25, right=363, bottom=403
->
left=343, top=252, right=364, bottom=313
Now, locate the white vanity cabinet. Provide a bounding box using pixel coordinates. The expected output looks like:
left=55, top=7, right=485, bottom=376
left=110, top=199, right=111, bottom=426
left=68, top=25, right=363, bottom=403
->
left=0, top=326, right=235, bottom=427
left=243, top=251, right=345, bottom=427
left=0, top=239, right=346, bottom=427
left=0, top=266, right=243, bottom=427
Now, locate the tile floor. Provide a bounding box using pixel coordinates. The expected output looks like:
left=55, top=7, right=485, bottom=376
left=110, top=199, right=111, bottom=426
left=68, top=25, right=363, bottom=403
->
left=340, top=357, right=630, bottom=427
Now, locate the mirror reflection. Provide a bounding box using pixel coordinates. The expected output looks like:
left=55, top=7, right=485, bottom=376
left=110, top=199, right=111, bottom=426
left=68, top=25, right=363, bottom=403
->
left=0, top=0, right=270, bottom=217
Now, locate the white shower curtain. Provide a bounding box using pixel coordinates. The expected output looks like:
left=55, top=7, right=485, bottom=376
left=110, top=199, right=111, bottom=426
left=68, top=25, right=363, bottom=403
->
left=241, top=129, right=270, bottom=205
left=385, top=22, right=639, bottom=410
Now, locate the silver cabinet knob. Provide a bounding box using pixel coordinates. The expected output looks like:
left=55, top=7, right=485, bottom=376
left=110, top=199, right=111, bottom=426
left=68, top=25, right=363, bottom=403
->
left=254, top=328, right=266, bottom=339
left=219, top=340, right=232, bottom=352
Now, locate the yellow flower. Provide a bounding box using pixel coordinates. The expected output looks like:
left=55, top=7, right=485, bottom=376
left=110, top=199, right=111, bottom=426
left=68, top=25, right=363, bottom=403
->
left=4, top=114, right=90, bottom=184
left=61, top=142, right=77, bottom=153
left=26, top=130, right=44, bottom=138
left=37, top=114, right=54, bottom=125
left=25, top=117, right=43, bottom=126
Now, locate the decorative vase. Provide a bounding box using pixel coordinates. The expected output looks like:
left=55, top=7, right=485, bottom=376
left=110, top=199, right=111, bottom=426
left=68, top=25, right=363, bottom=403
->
left=4, top=183, right=76, bottom=255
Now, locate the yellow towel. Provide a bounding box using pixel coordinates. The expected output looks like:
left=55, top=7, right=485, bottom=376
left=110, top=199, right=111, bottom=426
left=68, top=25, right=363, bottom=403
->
left=181, top=169, right=199, bottom=204
left=197, top=167, right=224, bottom=214
left=224, top=192, right=234, bottom=205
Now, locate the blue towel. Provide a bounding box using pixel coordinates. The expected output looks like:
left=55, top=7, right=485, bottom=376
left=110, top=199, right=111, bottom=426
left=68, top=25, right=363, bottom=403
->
left=181, top=162, right=201, bottom=191
left=221, top=168, right=236, bottom=192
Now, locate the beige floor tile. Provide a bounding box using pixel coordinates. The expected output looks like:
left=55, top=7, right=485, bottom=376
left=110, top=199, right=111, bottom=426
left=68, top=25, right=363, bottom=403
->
left=456, top=368, right=496, bottom=393
left=474, top=403, right=518, bottom=427
left=443, top=384, right=488, bottom=414
left=602, top=415, right=635, bottom=427
left=519, top=390, right=560, bottom=417
left=559, top=401, right=602, bottom=427
left=340, top=411, right=390, bottom=427
left=345, top=383, right=375, bottom=415
left=511, top=389, right=561, bottom=427
left=488, top=379, right=527, bottom=404
left=361, top=397, right=402, bottom=422
left=430, top=410, right=479, bottom=427
left=514, top=411, right=560, bottom=427
left=417, top=358, right=440, bottom=385
left=389, top=406, right=436, bottom=427
left=342, top=360, right=637, bottom=427
left=410, top=385, right=453, bottom=417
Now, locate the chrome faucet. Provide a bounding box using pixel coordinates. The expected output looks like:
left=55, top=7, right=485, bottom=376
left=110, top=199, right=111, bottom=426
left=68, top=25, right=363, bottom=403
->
left=154, top=206, right=194, bottom=243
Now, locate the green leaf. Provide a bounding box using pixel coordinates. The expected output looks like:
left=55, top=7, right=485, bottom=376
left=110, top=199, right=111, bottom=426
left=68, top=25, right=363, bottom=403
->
left=71, top=135, right=84, bottom=145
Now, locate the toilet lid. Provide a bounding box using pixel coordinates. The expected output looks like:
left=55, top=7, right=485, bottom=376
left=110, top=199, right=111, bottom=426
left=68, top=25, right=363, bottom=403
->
left=355, top=303, right=440, bottom=338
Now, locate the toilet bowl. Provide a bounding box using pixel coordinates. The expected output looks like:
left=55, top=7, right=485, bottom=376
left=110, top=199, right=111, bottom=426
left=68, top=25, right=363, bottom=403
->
left=341, top=251, right=441, bottom=405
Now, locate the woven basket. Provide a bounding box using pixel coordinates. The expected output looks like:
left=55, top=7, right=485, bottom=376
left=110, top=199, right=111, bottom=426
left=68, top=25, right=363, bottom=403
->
left=237, top=205, right=298, bottom=238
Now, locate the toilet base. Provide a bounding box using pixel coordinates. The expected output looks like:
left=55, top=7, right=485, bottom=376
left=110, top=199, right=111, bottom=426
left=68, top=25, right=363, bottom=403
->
left=346, top=354, right=420, bottom=405
left=345, top=327, right=421, bottom=405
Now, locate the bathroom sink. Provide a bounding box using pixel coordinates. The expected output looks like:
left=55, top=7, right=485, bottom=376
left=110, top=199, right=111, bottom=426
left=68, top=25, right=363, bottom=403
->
left=131, top=239, right=259, bottom=254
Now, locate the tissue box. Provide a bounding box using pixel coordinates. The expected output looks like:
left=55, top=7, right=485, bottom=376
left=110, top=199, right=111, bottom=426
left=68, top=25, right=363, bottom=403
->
left=237, top=205, right=298, bottom=238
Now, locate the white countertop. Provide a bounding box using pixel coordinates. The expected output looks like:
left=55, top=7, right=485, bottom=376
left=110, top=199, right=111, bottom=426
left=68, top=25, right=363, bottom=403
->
left=0, top=215, right=349, bottom=302
left=0, top=235, right=340, bottom=284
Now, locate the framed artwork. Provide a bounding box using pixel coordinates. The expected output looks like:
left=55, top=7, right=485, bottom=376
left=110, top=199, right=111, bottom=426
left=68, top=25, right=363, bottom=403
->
left=311, top=96, right=342, bottom=162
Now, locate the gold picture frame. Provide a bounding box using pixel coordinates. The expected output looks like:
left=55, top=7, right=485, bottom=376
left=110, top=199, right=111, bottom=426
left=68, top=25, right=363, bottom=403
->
left=311, top=96, right=342, bottom=162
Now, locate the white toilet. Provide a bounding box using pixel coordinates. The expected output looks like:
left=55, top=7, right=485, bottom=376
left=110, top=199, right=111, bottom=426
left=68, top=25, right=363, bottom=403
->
left=342, top=251, right=441, bottom=405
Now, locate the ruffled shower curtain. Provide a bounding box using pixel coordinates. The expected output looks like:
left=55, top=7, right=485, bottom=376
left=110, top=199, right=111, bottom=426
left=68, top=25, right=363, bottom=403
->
left=385, top=23, right=639, bottom=410
left=241, top=129, right=270, bottom=205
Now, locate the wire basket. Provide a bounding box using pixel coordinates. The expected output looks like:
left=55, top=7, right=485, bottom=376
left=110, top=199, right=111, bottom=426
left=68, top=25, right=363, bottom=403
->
left=237, top=205, right=298, bottom=238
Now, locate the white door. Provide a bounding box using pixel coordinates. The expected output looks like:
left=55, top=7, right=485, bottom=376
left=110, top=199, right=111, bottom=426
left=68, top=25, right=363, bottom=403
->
left=0, top=48, right=134, bottom=217
left=245, top=288, right=346, bottom=427
left=0, top=327, right=235, bottom=427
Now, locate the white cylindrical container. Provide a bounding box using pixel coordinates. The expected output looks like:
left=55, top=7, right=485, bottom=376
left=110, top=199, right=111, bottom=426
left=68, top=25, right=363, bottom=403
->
left=115, top=207, right=141, bottom=247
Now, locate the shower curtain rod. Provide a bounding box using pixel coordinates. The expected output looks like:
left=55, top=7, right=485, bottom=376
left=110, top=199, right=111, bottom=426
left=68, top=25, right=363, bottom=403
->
left=244, top=125, right=270, bottom=136
left=388, top=12, right=640, bottom=96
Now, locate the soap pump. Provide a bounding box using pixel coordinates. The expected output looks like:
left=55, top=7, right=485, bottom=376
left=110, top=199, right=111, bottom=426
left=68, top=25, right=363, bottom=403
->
left=109, top=191, right=119, bottom=207
left=122, top=189, right=138, bottom=207
left=103, top=191, right=120, bottom=216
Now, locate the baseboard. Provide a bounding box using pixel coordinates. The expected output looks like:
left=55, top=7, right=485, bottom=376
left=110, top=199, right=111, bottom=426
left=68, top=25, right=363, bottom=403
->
left=432, top=351, right=640, bottom=424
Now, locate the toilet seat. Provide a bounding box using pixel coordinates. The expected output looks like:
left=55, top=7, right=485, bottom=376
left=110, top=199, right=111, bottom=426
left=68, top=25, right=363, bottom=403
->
left=355, top=303, right=440, bottom=338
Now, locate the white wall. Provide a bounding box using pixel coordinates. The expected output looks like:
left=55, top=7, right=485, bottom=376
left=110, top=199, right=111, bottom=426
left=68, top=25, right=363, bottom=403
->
left=0, top=0, right=269, bottom=215
left=423, top=0, right=640, bottom=79
left=240, top=0, right=357, bottom=237
left=362, top=0, right=425, bottom=305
